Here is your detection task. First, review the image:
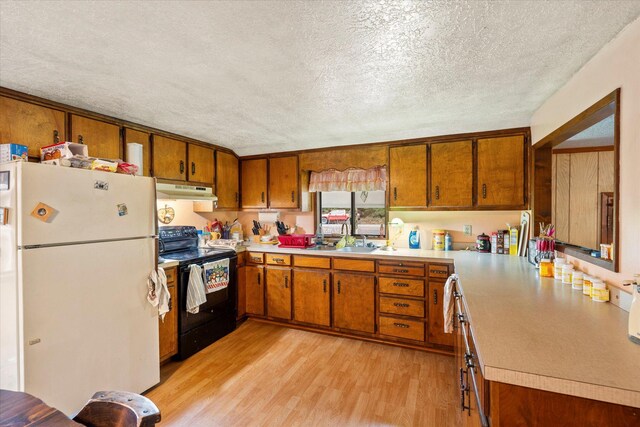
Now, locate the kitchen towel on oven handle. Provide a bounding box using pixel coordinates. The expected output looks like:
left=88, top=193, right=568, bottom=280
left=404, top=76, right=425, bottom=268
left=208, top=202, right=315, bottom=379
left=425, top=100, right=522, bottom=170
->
left=443, top=273, right=459, bottom=333
left=203, top=258, right=230, bottom=294
left=187, top=264, right=207, bottom=314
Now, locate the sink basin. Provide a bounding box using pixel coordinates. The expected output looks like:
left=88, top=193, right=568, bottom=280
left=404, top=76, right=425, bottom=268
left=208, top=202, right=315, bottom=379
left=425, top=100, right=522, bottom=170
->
left=307, top=245, right=336, bottom=251
left=336, top=246, right=378, bottom=253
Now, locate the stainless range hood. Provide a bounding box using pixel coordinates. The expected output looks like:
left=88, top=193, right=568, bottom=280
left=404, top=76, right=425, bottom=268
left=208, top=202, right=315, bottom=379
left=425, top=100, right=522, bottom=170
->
left=156, top=183, right=218, bottom=202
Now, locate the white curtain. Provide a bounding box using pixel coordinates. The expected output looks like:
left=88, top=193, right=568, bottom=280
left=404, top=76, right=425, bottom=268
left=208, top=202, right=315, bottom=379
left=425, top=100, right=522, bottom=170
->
left=309, top=166, right=387, bottom=192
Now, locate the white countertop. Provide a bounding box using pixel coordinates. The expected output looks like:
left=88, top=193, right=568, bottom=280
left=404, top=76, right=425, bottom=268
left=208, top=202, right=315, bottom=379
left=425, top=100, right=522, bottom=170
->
left=158, top=260, right=179, bottom=269
left=243, top=245, right=640, bottom=407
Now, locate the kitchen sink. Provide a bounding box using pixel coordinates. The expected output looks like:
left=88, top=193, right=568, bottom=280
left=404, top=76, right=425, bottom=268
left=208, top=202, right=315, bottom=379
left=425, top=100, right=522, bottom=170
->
left=307, top=245, right=336, bottom=251
left=336, top=246, right=378, bottom=253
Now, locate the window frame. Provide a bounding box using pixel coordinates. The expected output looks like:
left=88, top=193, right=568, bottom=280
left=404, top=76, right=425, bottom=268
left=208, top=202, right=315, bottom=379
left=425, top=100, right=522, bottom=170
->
left=316, top=191, right=387, bottom=238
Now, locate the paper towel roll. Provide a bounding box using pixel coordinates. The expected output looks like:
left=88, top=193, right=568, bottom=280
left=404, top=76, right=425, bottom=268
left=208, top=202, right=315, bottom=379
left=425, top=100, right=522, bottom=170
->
left=258, top=211, right=280, bottom=224
left=126, top=143, right=143, bottom=176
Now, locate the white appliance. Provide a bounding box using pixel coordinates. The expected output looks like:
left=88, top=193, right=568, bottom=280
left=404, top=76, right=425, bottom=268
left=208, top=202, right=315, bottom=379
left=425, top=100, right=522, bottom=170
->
left=156, top=182, right=218, bottom=202
left=0, top=161, right=159, bottom=415
left=625, top=275, right=640, bottom=345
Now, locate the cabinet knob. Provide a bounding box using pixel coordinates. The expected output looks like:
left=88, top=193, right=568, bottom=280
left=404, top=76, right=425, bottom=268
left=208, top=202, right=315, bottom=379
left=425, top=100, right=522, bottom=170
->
left=337, top=280, right=341, bottom=294
left=393, top=187, right=397, bottom=201
left=78, top=135, right=84, bottom=144
left=323, top=279, right=327, bottom=293
left=261, top=192, right=265, bottom=203
left=257, top=272, right=261, bottom=285
left=284, top=276, right=288, bottom=288
left=180, top=160, right=185, bottom=174
left=191, top=162, right=196, bottom=175
left=53, top=130, right=59, bottom=143
left=291, top=191, right=295, bottom=203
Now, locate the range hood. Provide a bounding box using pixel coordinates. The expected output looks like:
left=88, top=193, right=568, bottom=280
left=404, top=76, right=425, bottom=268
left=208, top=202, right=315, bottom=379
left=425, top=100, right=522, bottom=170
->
left=156, top=183, right=218, bottom=202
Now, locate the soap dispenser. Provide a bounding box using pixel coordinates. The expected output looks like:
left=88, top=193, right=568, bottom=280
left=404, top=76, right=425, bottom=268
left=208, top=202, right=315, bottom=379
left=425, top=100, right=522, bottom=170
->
left=624, top=274, right=640, bottom=345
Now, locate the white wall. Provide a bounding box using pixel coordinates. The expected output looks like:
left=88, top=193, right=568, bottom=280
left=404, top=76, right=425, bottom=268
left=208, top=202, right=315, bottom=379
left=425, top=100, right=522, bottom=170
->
left=531, top=17, right=640, bottom=288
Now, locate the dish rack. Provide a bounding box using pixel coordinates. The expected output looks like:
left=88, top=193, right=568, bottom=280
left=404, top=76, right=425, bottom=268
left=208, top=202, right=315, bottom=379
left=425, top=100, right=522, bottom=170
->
left=277, top=234, right=316, bottom=248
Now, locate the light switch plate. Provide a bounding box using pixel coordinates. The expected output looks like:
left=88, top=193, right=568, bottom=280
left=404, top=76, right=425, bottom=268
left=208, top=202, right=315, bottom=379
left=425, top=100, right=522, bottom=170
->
left=463, top=225, right=472, bottom=235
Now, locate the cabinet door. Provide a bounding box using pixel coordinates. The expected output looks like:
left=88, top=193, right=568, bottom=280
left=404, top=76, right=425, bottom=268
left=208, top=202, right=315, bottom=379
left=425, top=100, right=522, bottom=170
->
left=333, top=272, right=375, bottom=333
left=70, top=114, right=121, bottom=160
left=123, top=128, right=151, bottom=176
left=293, top=269, right=330, bottom=327
left=241, top=158, right=268, bottom=208
left=430, top=140, right=473, bottom=207
left=0, top=96, right=66, bottom=158
left=569, top=152, right=599, bottom=249
left=390, top=145, right=427, bottom=207
left=159, top=269, right=178, bottom=362
left=188, top=143, right=214, bottom=185
left=266, top=267, right=292, bottom=320
left=269, top=156, right=298, bottom=208
left=428, top=282, right=454, bottom=347
left=153, top=135, right=187, bottom=181
left=477, top=135, right=525, bottom=207
left=216, top=151, right=239, bottom=209
left=245, top=266, right=264, bottom=316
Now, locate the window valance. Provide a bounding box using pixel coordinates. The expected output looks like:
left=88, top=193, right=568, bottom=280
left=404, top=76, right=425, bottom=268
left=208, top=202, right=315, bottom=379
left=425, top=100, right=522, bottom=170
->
left=309, top=166, right=387, bottom=192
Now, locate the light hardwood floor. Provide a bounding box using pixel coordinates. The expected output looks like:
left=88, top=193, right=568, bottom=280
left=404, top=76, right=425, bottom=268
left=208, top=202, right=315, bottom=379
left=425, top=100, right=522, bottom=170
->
left=146, top=320, right=461, bottom=427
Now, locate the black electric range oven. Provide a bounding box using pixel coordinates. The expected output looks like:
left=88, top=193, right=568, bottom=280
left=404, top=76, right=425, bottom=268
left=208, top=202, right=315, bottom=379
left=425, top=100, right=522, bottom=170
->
left=159, top=226, right=237, bottom=360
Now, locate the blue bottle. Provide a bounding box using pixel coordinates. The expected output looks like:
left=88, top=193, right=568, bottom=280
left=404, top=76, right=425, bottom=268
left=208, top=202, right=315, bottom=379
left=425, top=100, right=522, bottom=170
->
left=409, top=226, right=420, bottom=249
left=445, top=232, right=453, bottom=251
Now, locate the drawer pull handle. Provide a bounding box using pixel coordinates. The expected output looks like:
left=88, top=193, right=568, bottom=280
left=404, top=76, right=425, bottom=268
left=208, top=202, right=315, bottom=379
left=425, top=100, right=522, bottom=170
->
left=393, top=302, right=410, bottom=308
left=284, top=276, right=288, bottom=288
left=323, top=279, right=327, bottom=293
left=191, top=162, right=196, bottom=175
left=433, top=289, right=438, bottom=305
left=261, top=191, right=265, bottom=203
left=393, top=282, right=409, bottom=287
left=432, top=269, right=447, bottom=275
left=393, top=269, right=409, bottom=273
left=180, top=160, right=185, bottom=174
left=482, top=183, right=487, bottom=199
left=393, top=322, right=410, bottom=328
left=257, top=272, right=261, bottom=285
left=291, top=191, right=295, bottom=202
left=251, top=257, right=261, bottom=263
left=337, top=280, right=341, bottom=294
left=273, top=258, right=285, bottom=263
left=393, top=187, right=397, bottom=201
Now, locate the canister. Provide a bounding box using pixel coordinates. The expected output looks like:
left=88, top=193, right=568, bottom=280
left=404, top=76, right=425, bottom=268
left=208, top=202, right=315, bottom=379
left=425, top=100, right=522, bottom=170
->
left=583, top=275, right=593, bottom=296
left=572, top=271, right=584, bottom=290
left=562, top=264, right=574, bottom=285
left=592, top=280, right=610, bottom=302
left=433, top=230, right=445, bottom=251
left=476, top=233, right=491, bottom=253
left=554, top=258, right=566, bottom=281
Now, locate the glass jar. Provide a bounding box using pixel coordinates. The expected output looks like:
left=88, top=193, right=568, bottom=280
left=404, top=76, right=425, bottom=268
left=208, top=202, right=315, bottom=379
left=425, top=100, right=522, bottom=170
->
left=583, top=275, right=593, bottom=296
left=539, top=259, right=554, bottom=277
left=562, top=264, right=574, bottom=285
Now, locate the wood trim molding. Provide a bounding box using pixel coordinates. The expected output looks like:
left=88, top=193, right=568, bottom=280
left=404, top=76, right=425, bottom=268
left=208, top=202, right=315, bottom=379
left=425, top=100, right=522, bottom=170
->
left=552, top=145, right=614, bottom=154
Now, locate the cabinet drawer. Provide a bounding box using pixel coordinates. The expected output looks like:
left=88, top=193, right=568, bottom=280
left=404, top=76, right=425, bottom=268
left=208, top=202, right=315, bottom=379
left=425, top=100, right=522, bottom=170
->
left=248, top=252, right=265, bottom=264
left=379, top=296, right=425, bottom=318
left=379, top=277, right=424, bottom=297
left=333, top=258, right=375, bottom=272
left=293, top=255, right=331, bottom=269
left=428, top=264, right=450, bottom=279
left=266, top=253, right=291, bottom=266
left=165, top=268, right=177, bottom=284
left=379, top=316, right=425, bottom=342
left=378, top=261, right=425, bottom=277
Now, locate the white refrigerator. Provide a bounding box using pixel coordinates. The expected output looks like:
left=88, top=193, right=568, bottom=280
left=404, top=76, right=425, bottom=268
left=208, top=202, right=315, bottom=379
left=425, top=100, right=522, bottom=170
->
left=0, top=161, right=159, bottom=415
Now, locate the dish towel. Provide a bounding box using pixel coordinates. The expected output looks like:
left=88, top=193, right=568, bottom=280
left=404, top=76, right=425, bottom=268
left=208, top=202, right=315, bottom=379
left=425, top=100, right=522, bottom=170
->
left=203, top=258, right=230, bottom=294
left=443, top=273, right=459, bottom=334
left=186, top=264, right=207, bottom=314
left=147, top=267, right=170, bottom=320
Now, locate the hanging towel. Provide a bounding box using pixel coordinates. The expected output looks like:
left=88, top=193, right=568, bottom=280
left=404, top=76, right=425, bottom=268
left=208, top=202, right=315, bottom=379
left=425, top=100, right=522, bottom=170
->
left=147, top=267, right=170, bottom=320
left=186, top=264, right=207, bottom=314
left=444, top=273, right=459, bottom=334
left=203, top=258, right=230, bottom=294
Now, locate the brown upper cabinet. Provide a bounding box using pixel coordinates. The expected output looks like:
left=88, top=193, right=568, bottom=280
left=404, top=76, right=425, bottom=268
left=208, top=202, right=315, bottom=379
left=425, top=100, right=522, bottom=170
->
left=70, top=114, right=121, bottom=160
left=269, top=156, right=299, bottom=209
left=477, top=135, right=526, bottom=207
left=123, top=128, right=151, bottom=177
left=241, top=158, right=268, bottom=208
left=430, top=140, right=473, bottom=208
left=390, top=145, right=427, bottom=207
left=0, top=96, right=66, bottom=158
left=153, top=135, right=187, bottom=181
left=187, top=143, right=214, bottom=185
left=215, top=151, right=239, bottom=209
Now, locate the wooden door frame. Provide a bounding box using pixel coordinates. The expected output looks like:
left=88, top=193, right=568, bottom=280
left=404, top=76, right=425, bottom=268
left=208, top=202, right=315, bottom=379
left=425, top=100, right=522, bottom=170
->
left=531, top=88, right=620, bottom=272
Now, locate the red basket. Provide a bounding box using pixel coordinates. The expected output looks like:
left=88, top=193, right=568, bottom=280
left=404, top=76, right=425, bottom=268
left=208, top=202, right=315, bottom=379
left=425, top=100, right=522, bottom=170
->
left=277, top=234, right=316, bottom=248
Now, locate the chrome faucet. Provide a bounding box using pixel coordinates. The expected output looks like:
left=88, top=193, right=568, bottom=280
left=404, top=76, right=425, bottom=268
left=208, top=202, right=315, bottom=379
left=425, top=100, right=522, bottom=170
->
left=340, top=221, right=349, bottom=236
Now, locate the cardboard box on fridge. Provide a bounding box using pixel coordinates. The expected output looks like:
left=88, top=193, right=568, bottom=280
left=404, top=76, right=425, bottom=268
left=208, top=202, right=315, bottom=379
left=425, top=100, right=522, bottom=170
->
left=0, top=143, right=28, bottom=163
left=40, top=142, right=88, bottom=162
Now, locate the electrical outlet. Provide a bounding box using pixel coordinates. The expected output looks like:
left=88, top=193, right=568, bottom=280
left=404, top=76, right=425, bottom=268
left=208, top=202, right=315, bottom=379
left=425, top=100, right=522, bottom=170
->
left=463, top=225, right=472, bottom=236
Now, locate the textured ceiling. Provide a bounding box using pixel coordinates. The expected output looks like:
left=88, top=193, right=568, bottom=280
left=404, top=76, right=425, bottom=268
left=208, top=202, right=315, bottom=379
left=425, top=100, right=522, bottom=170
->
left=555, top=115, right=614, bottom=149
left=1, top=1, right=639, bottom=156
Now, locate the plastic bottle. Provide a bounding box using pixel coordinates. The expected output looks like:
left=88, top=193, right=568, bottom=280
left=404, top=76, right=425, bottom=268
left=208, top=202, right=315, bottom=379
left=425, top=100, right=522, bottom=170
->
left=409, top=226, right=421, bottom=249
left=444, top=232, right=453, bottom=251
left=539, top=259, right=554, bottom=277
left=562, top=264, right=574, bottom=285
left=572, top=271, right=584, bottom=290
left=554, top=258, right=566, bottom=281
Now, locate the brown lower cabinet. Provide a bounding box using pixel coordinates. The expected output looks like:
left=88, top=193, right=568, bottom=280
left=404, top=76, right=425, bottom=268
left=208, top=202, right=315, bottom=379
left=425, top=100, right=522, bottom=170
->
left=159, top=267, right=178, bottom=362
left=333, top=272, right=375, bottom=334
left=293, top=269, right=331, bottom=327
left=245, top=265, right=265, bottom=316
left=428, top=282, right=454, bottom=347
left=266, top=267, right=292, bottom=320
left=454, top=285, right=638, bottom=427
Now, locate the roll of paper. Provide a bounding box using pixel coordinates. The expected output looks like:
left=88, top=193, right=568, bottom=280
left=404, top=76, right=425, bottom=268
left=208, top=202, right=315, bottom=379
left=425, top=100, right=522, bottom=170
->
left=126, top=143, right=143, bottom=176
left=258, top=211, right=280, bottom=224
